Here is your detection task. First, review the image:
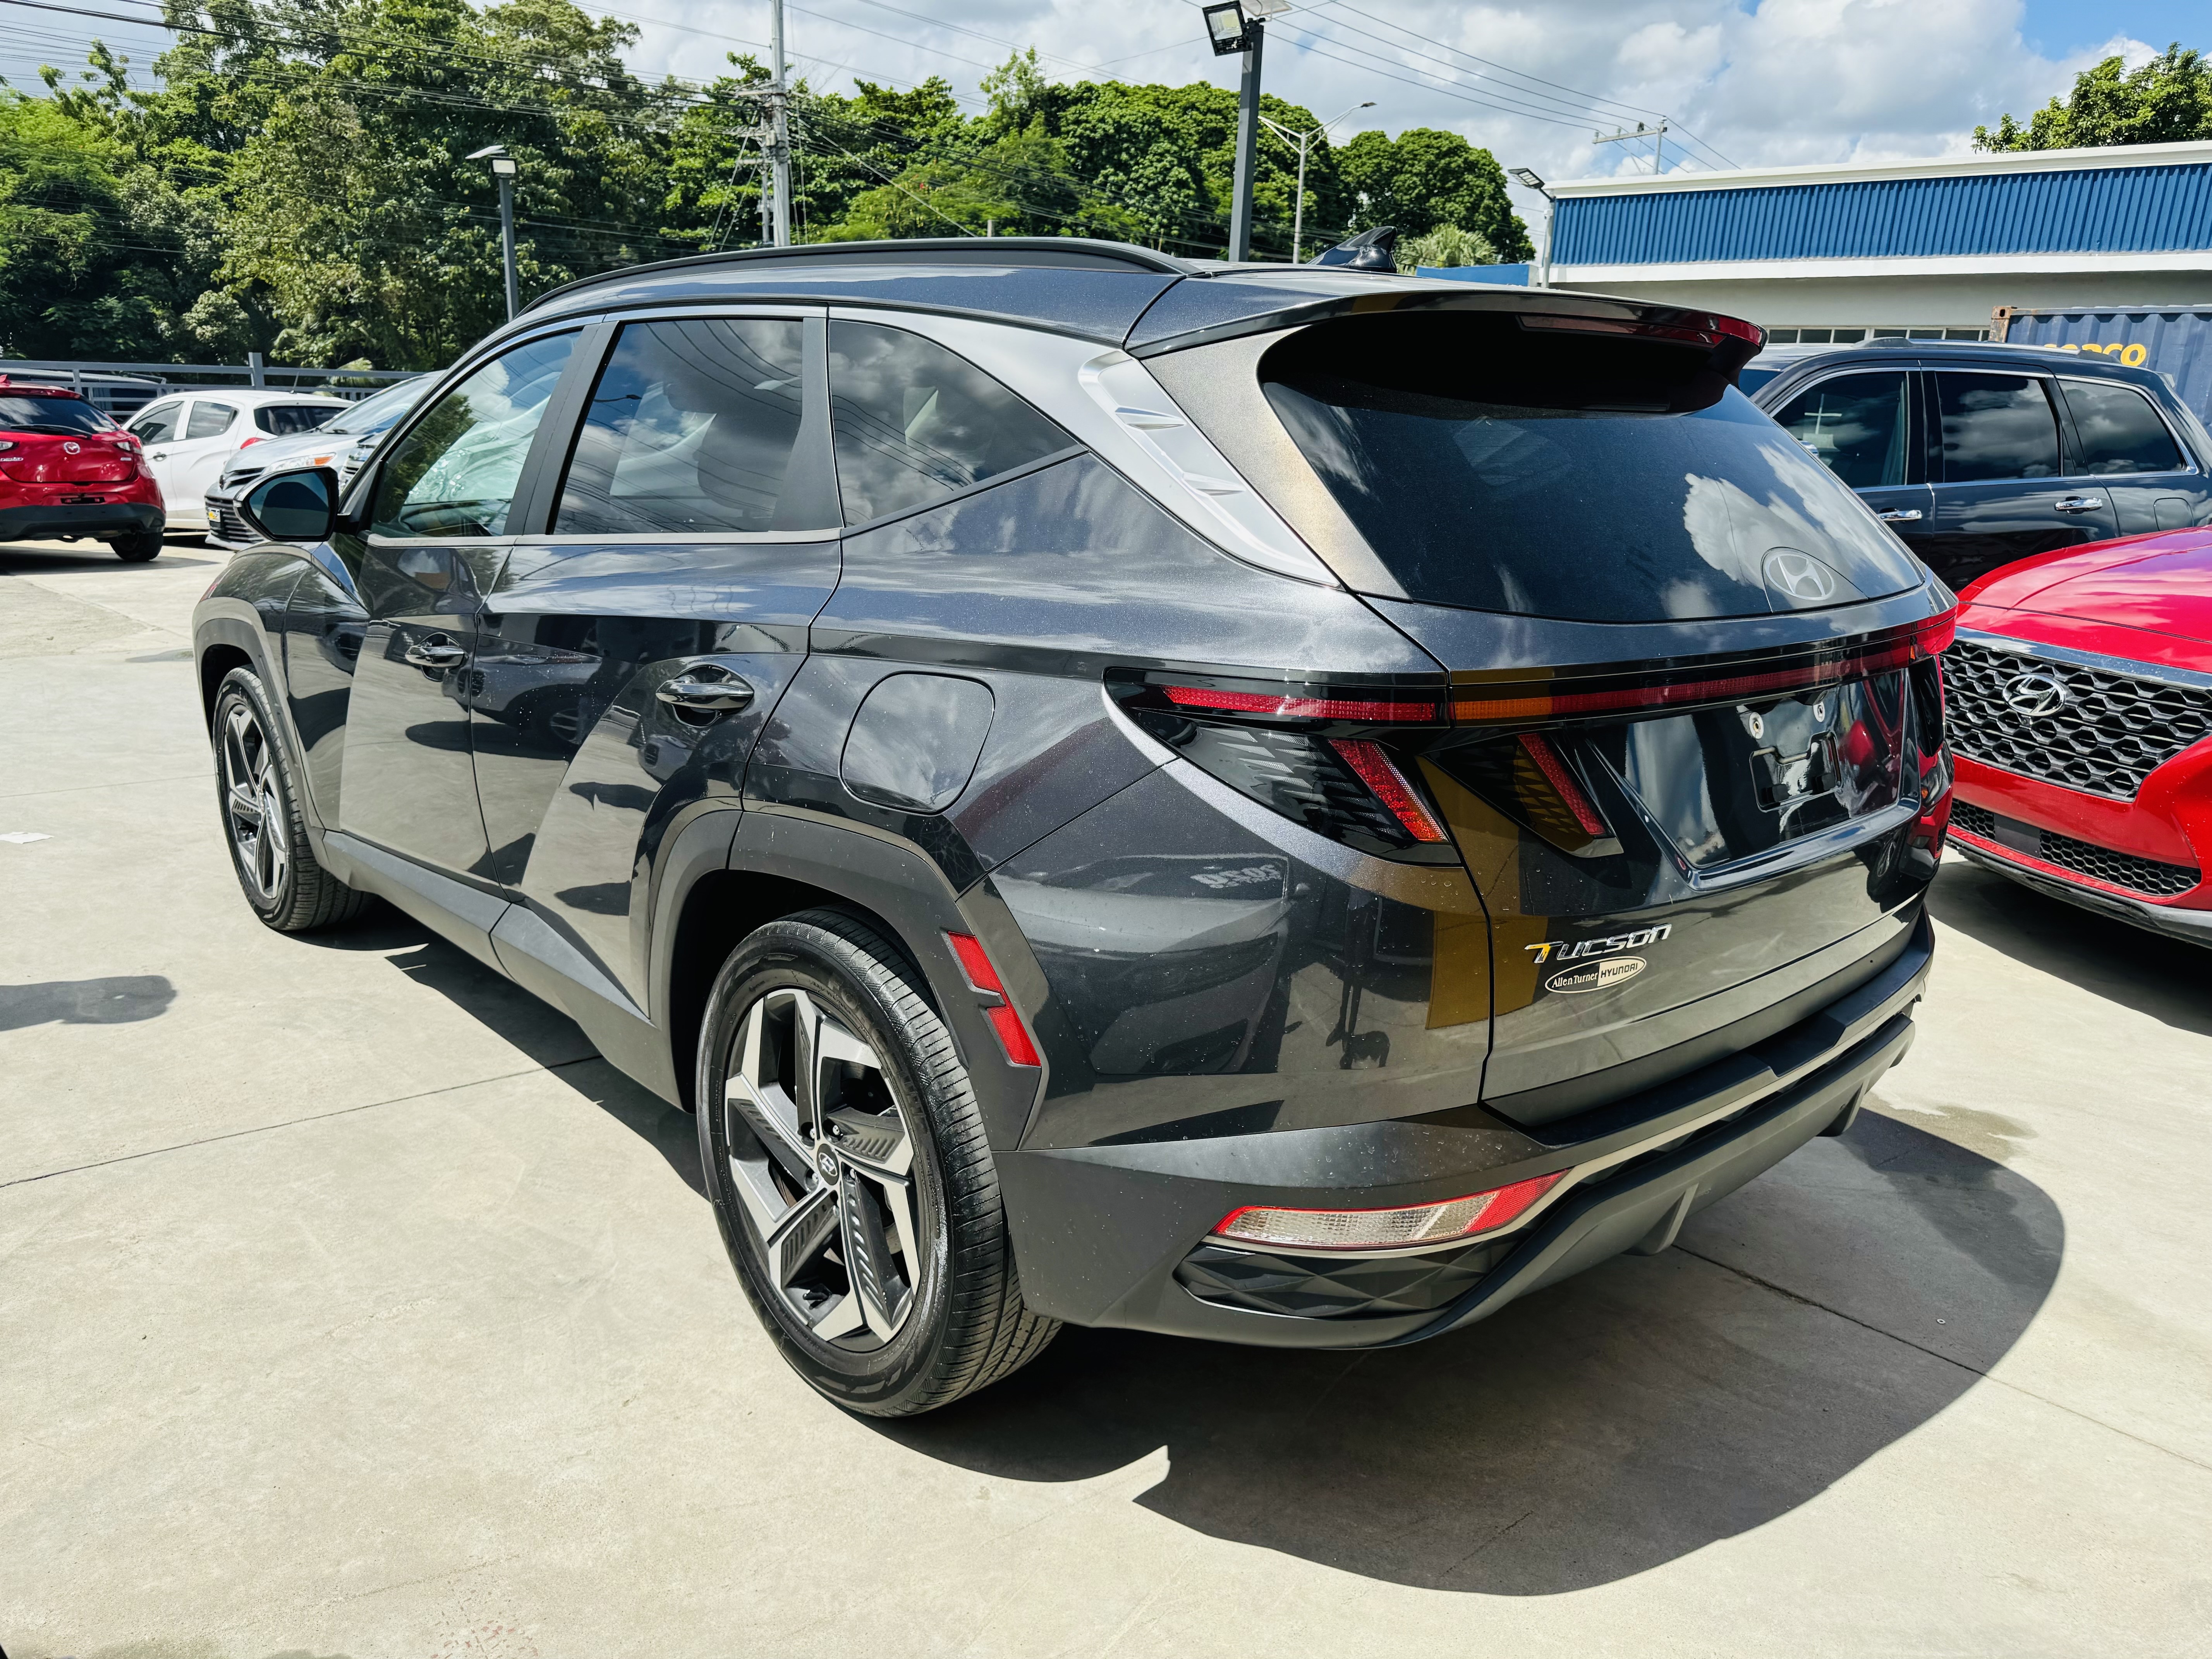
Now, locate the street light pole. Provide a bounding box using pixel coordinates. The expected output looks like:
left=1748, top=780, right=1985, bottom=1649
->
left=1259, top=100, right=1372, bottom=264
left=1510, top=167, right=1555, bottom=289
left=469, top=144, right=521, bottom=318
left=1227, top=18, right=1264, bottom=261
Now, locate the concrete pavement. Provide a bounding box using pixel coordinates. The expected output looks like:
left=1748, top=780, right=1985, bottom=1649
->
left=3, top=536, right=2209, bottom=1659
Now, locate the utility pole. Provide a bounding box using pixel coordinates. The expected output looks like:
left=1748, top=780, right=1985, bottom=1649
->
left=1260, top=99, right=1372, bottom=263
left=1509, top=168, right=1555, bottom=287
left=768, top=0, right=792, bottom=246
left=1593, top=120, right=1668, bottom=176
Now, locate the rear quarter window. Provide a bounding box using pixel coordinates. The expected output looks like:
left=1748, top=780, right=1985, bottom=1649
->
left=1259, top=312, right=1922, bottom=622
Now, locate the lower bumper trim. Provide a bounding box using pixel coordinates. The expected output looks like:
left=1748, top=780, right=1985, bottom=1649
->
left=1952, top=842, right=2212, bottom=946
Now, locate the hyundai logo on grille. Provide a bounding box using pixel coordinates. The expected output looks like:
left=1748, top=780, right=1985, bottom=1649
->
left=1763, top=548, right=1839, bottom=603
left=2004, top=671, right=2071, bottom=717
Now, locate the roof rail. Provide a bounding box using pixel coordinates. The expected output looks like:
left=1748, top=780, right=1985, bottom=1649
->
left=526, top=237, right=1198, bottom=313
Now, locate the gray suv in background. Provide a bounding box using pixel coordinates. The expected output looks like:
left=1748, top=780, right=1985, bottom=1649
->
left=1744, top=340, right=2212, bottom=591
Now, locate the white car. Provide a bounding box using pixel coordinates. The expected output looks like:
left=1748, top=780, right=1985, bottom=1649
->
left=124, top=388, right=349, bottom=532
left=203, top=376, right=432, bottom=550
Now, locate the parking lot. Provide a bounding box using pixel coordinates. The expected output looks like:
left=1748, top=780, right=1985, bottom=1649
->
left=3, top=537, right=2209, bottom=1658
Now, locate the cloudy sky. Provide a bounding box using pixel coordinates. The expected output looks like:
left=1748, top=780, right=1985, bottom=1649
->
left=9, top=0, right=2199, bottom=232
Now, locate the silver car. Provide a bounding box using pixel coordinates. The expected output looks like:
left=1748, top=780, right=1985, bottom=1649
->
left=203, top=375, right=431, bottom=549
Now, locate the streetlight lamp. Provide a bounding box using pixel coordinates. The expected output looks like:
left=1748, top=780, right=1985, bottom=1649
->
left=469, top=144, right=521, bottom=319
left=1510, top=166, right=1554, bottom=289
left=1259, top=99, right=1373, bottom=264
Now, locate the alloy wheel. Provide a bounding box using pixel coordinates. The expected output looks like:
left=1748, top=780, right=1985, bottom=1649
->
left=220, top=701, right=289, bottom=903
left=721, top=987, right=924, bottom=1349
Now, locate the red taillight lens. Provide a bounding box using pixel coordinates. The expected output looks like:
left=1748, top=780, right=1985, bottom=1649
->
left=1212, top=1171, right=1566, bottom=1252
left=1163, top=684, right=1444, bottom=723
left=238, top=435, right=263, bottom=448
left=945, top=932, right=1041, bottom=1068
left=1452, top=610, right=1958, bottom=726
left=1328, top=738, right=1448, bottom=842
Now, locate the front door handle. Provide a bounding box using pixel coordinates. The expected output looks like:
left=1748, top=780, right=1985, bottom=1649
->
left=404, top=635, right=467, bottom=670
left=2054, top=495, right=2107, bottom=514
left=657, top=668, right=755, bottom=718
left=1877, top=508, right=1923, bottom=522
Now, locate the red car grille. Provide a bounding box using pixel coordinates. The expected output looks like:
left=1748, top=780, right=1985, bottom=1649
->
left=1952, top=800, right=2201, bottom=897
left=1945, top=638, right=2212, bottom=801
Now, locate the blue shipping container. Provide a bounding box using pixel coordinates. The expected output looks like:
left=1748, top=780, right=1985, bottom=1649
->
left=1996, top=305, right=2212, bottom=423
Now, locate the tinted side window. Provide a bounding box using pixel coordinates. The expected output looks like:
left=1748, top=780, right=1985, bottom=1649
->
left=1935, top=373, right=2060, bottom=483
left=372, top=332, right=577, bottom=539
left=557, top=318, right=808, bottom=534
left=185, top=402, right=237, bottom=440
left=129, top=403, right=182, bottom=443
left=828, top=321, right=1071, bottom=524
left=1771, top=372, right=1909, bottom=488
left=2059, top=379, right=2183, bottom=475
left=256, top=404, right=337, bottom=436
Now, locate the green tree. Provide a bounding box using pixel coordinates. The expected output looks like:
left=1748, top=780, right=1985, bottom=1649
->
left=1395, top=223, right=1498, bottom=272
left=1977, top=45, right=2212, bottom=150
left=1337, top=126, right=1531, bottom=259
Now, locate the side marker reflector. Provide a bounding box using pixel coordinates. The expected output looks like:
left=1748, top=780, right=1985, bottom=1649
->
left=1213, top=1171, right=1567, bottom=1252
left=946, top=931, right=1041, bottom=1068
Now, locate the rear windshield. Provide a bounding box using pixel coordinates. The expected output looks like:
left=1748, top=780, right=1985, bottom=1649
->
left=0, top=394, right=112, bottom=436
left=1260, top=313, right=1922, bottom=622
left=255, top=403, right=339, bottom=436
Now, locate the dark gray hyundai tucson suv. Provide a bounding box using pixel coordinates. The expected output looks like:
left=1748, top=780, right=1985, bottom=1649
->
left=193, top=238, right=1954, bottom=1415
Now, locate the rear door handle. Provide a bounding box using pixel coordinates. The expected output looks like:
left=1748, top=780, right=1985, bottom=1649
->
left=2054, top=495, right=2106, bottom=514
left=404, top=635, right=467, bottom=670
left=1877, top=508, right=1923, bottom=522
left=657, top=670, right=755, bottom=716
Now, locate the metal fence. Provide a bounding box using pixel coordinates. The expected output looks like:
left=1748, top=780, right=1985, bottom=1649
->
left=0, top=354, right=423, bottom=416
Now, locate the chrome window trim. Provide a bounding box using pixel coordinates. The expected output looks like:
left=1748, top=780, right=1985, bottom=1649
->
left=514, top=529, right=844, bottom=546
left=1954, top=625, right=2212, bottom=694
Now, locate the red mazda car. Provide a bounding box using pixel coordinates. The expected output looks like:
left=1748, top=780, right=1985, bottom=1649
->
left=1947, top=527, right=2212, bottom=945
left=0, top=378, right=166, bottom=560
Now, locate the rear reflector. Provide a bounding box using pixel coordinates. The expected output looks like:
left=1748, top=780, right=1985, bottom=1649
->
left=945, top=932, right=1041, bottom=1068
left=1213, top=1172, right=1566, bottom=1252
left=1452, top=610, right=1957, bottom=726
left=1517, top=734, right=1607, bottom=837
left=1328, top=738, right=1449, bottom=842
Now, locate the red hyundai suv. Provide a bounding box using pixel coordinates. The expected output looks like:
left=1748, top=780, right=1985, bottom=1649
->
left=1948, top=526, right=2212, bottom=944
left=0, top=378, right=166, bottom=560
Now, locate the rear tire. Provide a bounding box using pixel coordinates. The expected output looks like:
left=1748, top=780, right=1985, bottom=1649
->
left=697, top=909, right=1057, bottom=1416
left=109, top=528, right=163, bottom=562
left=211, top=666, right=372, bottom=932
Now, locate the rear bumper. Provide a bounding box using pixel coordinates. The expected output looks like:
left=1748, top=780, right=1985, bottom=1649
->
left=1001, top=910, right=1933, bottom=1348
left=0, top=500, right=163, bottom=541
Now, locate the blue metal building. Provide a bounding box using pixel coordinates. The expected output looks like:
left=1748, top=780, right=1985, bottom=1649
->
left=1518, top=141, right=2212, bottom=341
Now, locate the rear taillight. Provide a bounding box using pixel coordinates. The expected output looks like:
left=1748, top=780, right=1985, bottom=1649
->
left=239, top=436, right=263, bottom=449
left=1520, top=310, right=1763, bottom=349
left=945, top=932, right=1041, bottom=1068
left=1212, top=1171, right=1566, bottom=1252
left=1115, top=676, right=1453, bottom=859
left=1451, top=610, right=1957, bottom=726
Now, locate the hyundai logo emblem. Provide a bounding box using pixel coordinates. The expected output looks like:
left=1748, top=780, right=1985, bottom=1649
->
left=1763, top=549, right=1838, bottom=603
left=2004, top=671, right=2071, bottom=717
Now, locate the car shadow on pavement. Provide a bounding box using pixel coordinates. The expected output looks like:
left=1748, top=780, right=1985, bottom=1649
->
left=288, top=910, right=707, bottom=1199
left=1930, top=860, right=2212, bottom=1036
left=0, top=542, right=218, bottom=573
left=872, top=1107, right=2061, bottom=1595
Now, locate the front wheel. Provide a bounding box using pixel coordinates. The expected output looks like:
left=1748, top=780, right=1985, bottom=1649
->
left=211, top=666, right=371, bottom=931
left=108, top=528, right=163, bottom=562
left=697, top=909, right=1056, bottom=1416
